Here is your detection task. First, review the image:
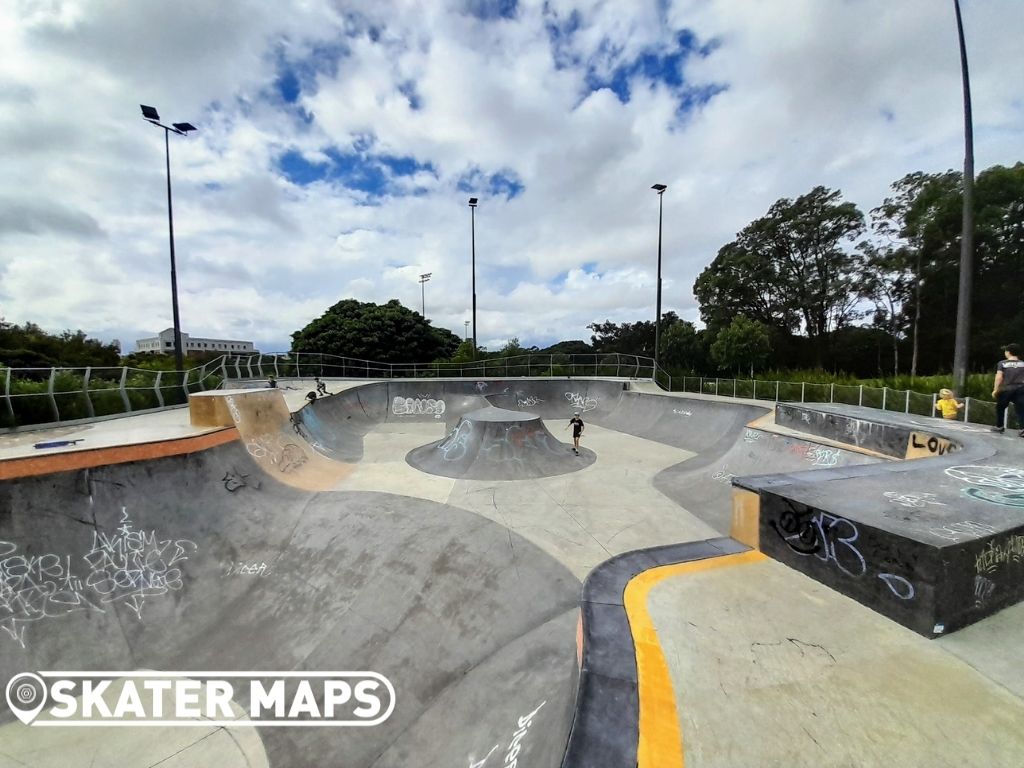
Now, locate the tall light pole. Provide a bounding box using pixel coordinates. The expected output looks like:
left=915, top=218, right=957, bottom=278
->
left=141, top=105, right=197, bottom=373
left=419, top=272, right=432, bottom=317
left=951, top=0, right=974, bottom=395
left=651, top=184, right=667, bottom=373
left=468, top=197, right=478, bottom=359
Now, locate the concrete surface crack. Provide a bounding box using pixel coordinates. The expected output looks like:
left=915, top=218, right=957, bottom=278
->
left=802, top=725, right=825, bottom=751
left=144, top=729, right=219, bottom=767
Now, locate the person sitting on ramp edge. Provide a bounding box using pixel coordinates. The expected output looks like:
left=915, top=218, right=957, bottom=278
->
left=566, top=412, right=585, bottom=455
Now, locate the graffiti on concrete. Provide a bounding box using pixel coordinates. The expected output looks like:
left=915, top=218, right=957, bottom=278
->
left=770, top=504, right=866, bottom=578
left=712, top=468, right=737, bottom=484
left=884, top=491, right=946, bottom=510
left=439, top=420, right=473, bottom=461
left=516, top=393, right=543, bottom=409
left=743, top=429, right=760, bottom=443
left=974, top=575, right=996, bottom=608
left=392, top=396, right=446, bottom=418
left=944, top=465, right=1024, bottom=507
left=224, top=560, right=272, bottom=577
left=225, top=395, right=242, bottom=425
left=0, top=507, right=196, bottom=647
left=807, top=446, right=840, bottom=467
left=564, top=392, right=597, bottom=413
left=673, top=408, right=693, bottom=417
left=974, top=535, right=1024, bottom=575
left=928, top=519, right=994, bottom=542
left=475, top=381, right=489, bottom=393
left=466, top=700, right=546, bottom=768
left=479, top=425, right=556, bottom=465
left=245, top=433, right=309, bottom=474
left=878, top=573, right=915, bottom=600
left=907, top=431, right=956, bottom=458
left=222, top=469, right=259, bottom=492
left=770, top=504, right=916, bottom=599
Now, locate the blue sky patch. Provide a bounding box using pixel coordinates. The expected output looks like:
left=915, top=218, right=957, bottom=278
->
left=457, top=167, right=525, bottom=200
left=278, top=147, right=437, bottom=197
left=584, top=29, right=722, bottom=110
left=464, top=0, right=518, bottom=21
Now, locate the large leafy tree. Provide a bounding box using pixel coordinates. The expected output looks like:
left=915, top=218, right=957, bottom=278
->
left=695, top=186, right=865, bottom=363
left=871, top=164, right=1024, bottom=374
left=868, top=170, right=961, bottom=375
left=291, top=299, right=460, bottom=362
left=660, top=320, right=707, bottom=373
left=710, top=315, right=772, bottom=375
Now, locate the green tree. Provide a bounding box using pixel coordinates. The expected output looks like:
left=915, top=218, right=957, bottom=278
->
left=291, top=299, right=460, bottom=362
left=869, top=170, right=961, bottom=376
left=872, top=164, right=1024, bottom=375
left=710, top=316, right=772, bottom=375
left=660, top=320, right=707, bottom=372
left=588, top=312, right=681, bottom=356
left=856, top=241, right=913, bottom=376
left=0, top=322, right=121, bottom=368
left=695, top=186, right=865, bottom=364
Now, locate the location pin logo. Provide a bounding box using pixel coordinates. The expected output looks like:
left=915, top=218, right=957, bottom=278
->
left=6, top=673, right=48, bottom=725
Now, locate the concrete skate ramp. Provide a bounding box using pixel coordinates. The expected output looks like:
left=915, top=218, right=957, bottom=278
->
left=407, top=406, right=596, bottom=480
left=654, top=422, right=885, bottom=533
left=0, top=441, right=581, bottom=767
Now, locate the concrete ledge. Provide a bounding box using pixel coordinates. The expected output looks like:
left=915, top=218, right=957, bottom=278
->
left=0, top=428, right=238, bottom=480
left=561, top=537, right=749, bottom=768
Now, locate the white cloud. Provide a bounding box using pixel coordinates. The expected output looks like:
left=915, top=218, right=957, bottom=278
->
left=1, top=0, right=1021, bottom=355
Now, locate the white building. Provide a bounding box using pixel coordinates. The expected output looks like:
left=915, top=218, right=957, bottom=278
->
left=135, top=328, right=258, bottom=355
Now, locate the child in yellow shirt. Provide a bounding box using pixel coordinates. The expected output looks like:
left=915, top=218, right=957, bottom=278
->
left=934, top=388, right=963, bottom=420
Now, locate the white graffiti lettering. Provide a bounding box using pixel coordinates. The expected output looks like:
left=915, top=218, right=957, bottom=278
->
left=806, top=446, right=839, bottom=467
left=928, top=519, right=994, bottom=542
left=673, top=408, right=693, bottom=417
left=564, top=392, right=597, bottom=413
left=245, top=433, right=309, bottom=473
left=974, top=575, right=996, bottom=607
left=439, top=421, right=474, bottom=461
left=391, top=396, right=446, bottom=418
left=0, top=508, right=196, bottom=647
left=885, top=491, right=946, bottom=509
left=945, top=465, right=1024, bottom=508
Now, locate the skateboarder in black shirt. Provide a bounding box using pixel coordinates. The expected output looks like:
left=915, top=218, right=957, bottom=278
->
left=566, top=412, right=584, bottom=455
left=992, top=343, right=1024, bottom=435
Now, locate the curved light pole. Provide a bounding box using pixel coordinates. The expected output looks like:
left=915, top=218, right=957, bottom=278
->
left=951, top=0, right=974, bottom=395
left=140, top=104, right=197, bottom=373
left=419, top=272, right=432, bottom=317
left=651, top=184, right=667, bottom=374
left=468, top=197, right=478, bottom=359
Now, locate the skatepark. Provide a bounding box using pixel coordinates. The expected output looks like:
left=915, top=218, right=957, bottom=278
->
left=1, top=374, right=1023, bottom=766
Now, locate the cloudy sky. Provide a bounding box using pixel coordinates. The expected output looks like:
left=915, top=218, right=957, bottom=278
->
left=1, top=0, right=1021, bottom=354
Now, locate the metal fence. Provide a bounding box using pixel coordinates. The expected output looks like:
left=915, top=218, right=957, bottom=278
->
left=676, top=376, right=1000, bottom=427
left=1, top=360, right=226, bottom=430
left=239, top=351, right=658, bottom=382
left=0, top=350, right=1005, bottom=431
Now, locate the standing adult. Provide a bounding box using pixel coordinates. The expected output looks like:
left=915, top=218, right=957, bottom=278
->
left=566, top=412, right=585, bottom=455
left=992, top=343, right=1024, bottom=435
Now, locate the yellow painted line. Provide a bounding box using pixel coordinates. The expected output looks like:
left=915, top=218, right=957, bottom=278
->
left=624, top=549, right=767, bottom=768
